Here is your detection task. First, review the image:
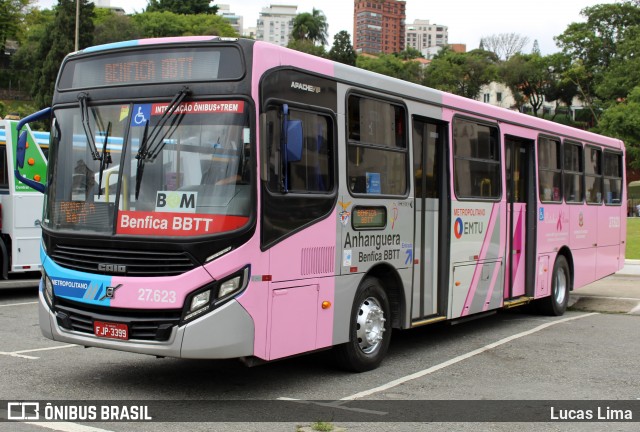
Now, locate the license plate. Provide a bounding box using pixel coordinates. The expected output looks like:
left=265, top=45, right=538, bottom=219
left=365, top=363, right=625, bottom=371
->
left=94, top=321, right=129, bottom=340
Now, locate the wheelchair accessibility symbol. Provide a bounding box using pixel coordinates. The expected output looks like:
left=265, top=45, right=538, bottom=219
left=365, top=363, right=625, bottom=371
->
left=131, top=104, right=151, bottom=127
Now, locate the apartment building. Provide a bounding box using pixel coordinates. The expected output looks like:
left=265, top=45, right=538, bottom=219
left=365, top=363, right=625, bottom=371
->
left=354, top=0, right=406, bottom=54
left=256, top=4, right=298, bottom=47
left=405, top=19, right=448, bottom=55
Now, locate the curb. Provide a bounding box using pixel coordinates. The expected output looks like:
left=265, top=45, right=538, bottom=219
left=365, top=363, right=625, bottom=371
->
left=569, top=295, right=640, bottom=315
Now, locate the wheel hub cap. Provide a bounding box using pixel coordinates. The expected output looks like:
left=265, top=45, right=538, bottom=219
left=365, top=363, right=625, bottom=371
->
left=356, top=297, right=386, bottom=354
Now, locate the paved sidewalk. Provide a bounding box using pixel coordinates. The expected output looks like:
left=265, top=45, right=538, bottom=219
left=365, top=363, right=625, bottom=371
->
left=569, top=260, right=640, bottom=315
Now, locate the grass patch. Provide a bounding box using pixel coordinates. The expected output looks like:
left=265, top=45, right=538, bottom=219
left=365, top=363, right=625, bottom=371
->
left=627, top=217, right=640, bottom=259
left=311, top=422, right=334, bottom=431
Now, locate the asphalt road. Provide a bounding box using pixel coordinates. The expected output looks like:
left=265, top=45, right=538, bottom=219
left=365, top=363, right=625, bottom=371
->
left=0, top=279, right=638, bottom=432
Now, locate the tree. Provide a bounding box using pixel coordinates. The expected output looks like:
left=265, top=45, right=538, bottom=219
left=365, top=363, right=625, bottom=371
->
left=94, top=8, right=140, bottom=45
left=132, top=11, right=236, bottom=38
left=531, top=40, right=540, bottom=55
left=595, top=26, right=640, bottom=102
left=32, top=0, right=95, bottom=108
left=286, top=39, right=326, bottom=58
left=394, top=47, right=423, bottom=60
left=481, top=33, right=530, bottom=60
left=8, top=7, right=54, bottom=94
left=290, top=8, right=328, bottom=46
left=356, top=54, right=423, bottom=84
left=328, top=30, right=356, bottom=66
left=145, top=0, right=218, bottom=15
left=423, top=48, right=498, bottom=99
left=595, top=86, right=640, bottom=169
left=500, top=53, right=548, bottom=116
left=554, top=1, right=640, bottom=121
left=0, top=0, right=32, bottom=54
left=543, top=53, right=579, bottom=120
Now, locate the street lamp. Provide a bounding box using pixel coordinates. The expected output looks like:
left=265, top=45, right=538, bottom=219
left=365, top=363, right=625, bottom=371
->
left=75, top=0, right=80, bottom=51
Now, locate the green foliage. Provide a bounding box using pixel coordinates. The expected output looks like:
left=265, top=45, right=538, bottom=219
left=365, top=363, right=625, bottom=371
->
left=555, top=1, right=640, bottom=121
left=287, top=39, right=327, bottom=58
left=0, top=99, right=39, bottom=119
left=132, top=11, right=236, bottom=38
left=500, top=53, right=548, bottom=116
left=94, top=8, right=140, bottom=45
left=145, top=0, right=218, bottom=15
left=595, top=27, right=640, bottom=102
left=356, top=54, right=423, bottom=84
left=0, top=0, right=31, bottom=53
left=423, top=49, right=498, bottom=99
left=311, top=422, right=334, bottom=432
left=32, top=0, right=95, bottom=108
left=394, top=47, right=423, bottom=60
left=626, top=218, right=640, bottom=259
left=328, top=30, right=356, bottom=66
left=594, top=86, right=640, bottom=169
left=290, top=8, right=328, bottom=46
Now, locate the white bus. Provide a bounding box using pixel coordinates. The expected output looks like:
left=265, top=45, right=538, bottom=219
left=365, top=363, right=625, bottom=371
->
left=0, top=120, right=48, bottom=279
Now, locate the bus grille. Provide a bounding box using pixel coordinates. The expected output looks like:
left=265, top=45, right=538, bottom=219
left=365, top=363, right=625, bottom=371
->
left=49, top=244, right=198, bottom=277
left=54, top=298, right=182, bottom=342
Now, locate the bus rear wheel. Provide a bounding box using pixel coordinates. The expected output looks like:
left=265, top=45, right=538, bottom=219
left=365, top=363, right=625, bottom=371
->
left=334, top=277, right=391, bottom=372
left=538, top=255, right=570, bottom=316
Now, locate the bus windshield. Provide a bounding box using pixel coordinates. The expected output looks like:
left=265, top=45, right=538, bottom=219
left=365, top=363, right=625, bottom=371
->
left=44, top=100, right=252, bottom=237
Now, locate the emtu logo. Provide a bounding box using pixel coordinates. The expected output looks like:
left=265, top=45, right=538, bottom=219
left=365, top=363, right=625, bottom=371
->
left=155, top=191, right=197, bottom=213
left=454, top=217, right=464, bottom=239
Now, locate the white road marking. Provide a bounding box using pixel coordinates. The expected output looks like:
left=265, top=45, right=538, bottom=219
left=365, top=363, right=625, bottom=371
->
left=341, top=312, right=599, bottom=401
left=0, top=344, right=78, bottom=360
left=23, top=422, right=116, bottom=432
left=0, top=301, right=38, bottom=308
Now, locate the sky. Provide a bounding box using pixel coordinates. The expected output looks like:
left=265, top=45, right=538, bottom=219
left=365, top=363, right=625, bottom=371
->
left=36, top=0, right=620, bottom=54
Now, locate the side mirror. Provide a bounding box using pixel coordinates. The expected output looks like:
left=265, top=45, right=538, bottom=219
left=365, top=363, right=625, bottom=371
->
left=17, top=131, right=28, bottom=169
left=14, top=107, right=51, bottom=193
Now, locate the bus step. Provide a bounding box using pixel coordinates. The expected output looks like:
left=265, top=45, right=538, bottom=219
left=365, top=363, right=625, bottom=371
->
left=411, top=316, right=447, bottom=328
left=503, top=297, right=534, bottom=309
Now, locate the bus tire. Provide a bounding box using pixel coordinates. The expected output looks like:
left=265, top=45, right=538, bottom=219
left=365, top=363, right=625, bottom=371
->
left=334, top=277, right=391, bottom=372
left=538, top=255, right=570, bottom=316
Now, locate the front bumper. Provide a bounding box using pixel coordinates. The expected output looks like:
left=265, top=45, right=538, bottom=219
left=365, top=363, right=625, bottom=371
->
left=39, top=287, right=255, bottom=359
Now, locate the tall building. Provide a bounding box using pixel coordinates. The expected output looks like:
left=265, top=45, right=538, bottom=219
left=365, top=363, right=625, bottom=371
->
left=405, top=20, right=448, bottom=54
left=353, top=0, right=406, bottom=55
left=256, top=4, right=298, bottom=47
left=218, top=4, right=244, bottom=36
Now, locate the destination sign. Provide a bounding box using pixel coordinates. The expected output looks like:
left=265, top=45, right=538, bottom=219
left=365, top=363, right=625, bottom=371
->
left=58, top=47, right=243, bottom=89
left=352, top=206, right=387, bottom=229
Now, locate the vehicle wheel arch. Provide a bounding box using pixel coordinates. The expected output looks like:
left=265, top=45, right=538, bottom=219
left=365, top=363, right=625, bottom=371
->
left=556, top=246, right=574, bottom=291
left=363, top=263, right=405, bottom=329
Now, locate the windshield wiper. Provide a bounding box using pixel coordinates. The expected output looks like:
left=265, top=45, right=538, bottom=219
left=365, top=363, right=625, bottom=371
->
left=134, top=120, right=150, bottom=200
left=96, top=122, right=112, bottom=198
left=133, top=86, right=190, bottom=200
left=77, top=93, right=103, bottom=161
left=143, top=86, right=190, bottom=161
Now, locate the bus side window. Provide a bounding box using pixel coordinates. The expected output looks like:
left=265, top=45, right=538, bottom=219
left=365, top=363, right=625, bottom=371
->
left=603, top=152, right=623, bottom=205
left=538, top=137, right=562, bottom=203
left=453, top=119, right=500, bottom=200
left=346, top=94, right=407, bottom=196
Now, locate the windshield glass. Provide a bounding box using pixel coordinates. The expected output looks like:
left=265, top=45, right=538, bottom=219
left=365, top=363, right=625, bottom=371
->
left=44, top=100, right=252, bottom=237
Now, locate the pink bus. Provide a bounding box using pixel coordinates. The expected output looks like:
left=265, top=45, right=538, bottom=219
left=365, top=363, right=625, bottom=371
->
left=16, top=37, right=626, bottom=372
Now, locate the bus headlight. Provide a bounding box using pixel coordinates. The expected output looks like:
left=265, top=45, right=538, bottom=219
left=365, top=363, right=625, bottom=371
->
left=216, top=267, right=250, bottom=302
left=190, top=290, right=211, bottom=312
left=43, top=273, right=54, bottom=307
left=181, top=266, right=250, bottom=324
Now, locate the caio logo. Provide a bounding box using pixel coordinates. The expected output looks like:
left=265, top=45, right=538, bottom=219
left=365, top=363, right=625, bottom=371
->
left=155, top=191, right=197, bottom=213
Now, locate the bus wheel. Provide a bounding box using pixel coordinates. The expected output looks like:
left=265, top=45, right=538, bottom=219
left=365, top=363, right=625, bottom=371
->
left=334, top=277, right=391, bottom=372
left=538, top=255, right=570, bottom=316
